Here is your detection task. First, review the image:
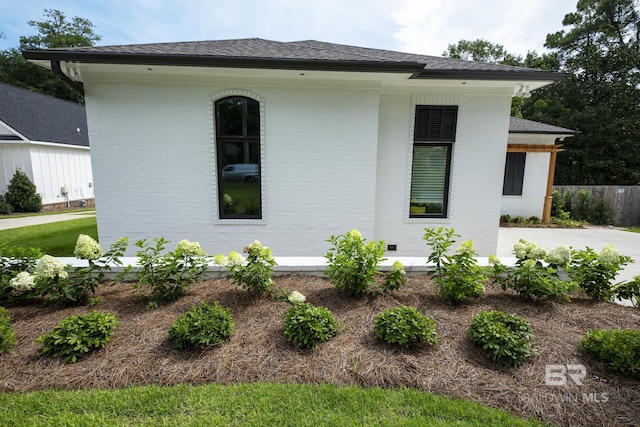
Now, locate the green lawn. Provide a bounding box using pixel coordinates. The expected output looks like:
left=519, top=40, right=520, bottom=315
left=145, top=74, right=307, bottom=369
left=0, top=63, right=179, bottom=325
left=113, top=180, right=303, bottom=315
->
left=0, top=383, right=549, bottom=427
left=0, top=208, right=95, bottom=219
left=0, top=217, right=97, bottom=256
left=623, top=227, right=640, bottom=233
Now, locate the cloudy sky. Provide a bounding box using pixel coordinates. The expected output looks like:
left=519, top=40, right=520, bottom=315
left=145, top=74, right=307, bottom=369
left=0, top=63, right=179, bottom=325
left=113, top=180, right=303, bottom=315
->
left=1, top=0, right=578, bottom=57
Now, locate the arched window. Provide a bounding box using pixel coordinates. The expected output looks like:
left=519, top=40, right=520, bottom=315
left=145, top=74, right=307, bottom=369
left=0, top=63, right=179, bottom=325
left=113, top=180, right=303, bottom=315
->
left=215, top=96, right=261, bottom=219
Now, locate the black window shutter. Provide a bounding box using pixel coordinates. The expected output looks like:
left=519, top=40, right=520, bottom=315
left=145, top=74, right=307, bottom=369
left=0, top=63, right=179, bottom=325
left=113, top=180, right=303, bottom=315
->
left=414, top=106, right=457, bottom=142
left=503, top=152, right=526, bottom=196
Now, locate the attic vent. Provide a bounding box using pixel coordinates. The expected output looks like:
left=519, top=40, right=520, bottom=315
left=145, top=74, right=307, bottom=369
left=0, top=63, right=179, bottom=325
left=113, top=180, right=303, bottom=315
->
left=414, top=106, right=458, bottom=142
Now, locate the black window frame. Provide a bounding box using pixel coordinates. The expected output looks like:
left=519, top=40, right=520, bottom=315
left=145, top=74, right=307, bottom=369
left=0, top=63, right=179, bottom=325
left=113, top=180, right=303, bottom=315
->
left=502, top=152, right=526, bottom=196
left=409, top=105, right=457, bottom=219
left=215, top=96, right=262, bottom=220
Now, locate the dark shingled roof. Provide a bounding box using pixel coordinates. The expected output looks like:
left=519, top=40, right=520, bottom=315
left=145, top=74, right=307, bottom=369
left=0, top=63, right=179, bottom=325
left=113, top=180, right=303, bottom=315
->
left=23, top=38, right=565, bottom=81
left=509, top=117, right=578, bottom=135
left=0, top=83, right=89, bottom=146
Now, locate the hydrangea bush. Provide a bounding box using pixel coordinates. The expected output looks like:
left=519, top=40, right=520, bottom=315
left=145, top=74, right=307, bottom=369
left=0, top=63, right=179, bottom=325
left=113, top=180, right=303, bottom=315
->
left=423, top=228, right=486, bottom=304
left=325, top=229, right=405, bottom=298
left=214, top=241, right=277, bottom=295
left=569, top=245, right=633, bottom=300
left=132, top=238, right=210, bottom=307
left=490, top=239, right=575, bottom=302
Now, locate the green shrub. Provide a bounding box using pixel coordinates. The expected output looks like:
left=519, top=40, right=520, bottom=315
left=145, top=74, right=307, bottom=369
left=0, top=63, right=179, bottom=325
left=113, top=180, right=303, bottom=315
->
left=132, top=238, right=210, bottom=307
left=282, top=302, right=338, bottom=349
left=490, top=241, right=575, bottom=302
left=0, top=307, right=16, bottom=353
left=468, top=310, right=535, bottom=367
left=588, top=197, right=612, bottom=225
left=374, top=306, right=438, bottom=350
left=0, top=246, right=43, bottom=300
left=214, top=241, right=276, bottom=296
left=5, top=169, right=42, bottom=213
left=574, top=189, right=592, bottom=221
left=168, top=301, right=235, bottom=350
left=423, top=228, right=486, bottom=304
left=550, top=190, right=563, bottom=217
left=580, top=329, right=640, bottom=378
left=325, top=229, right=385, bottom=298
left=57, top=236, right=128, bottom=306
left=500, top=214, right=512, bottom=224
left=611, top=276, right=640, bottom=307
left=0, top=194, right=11, bottom=215
left=562, top=191, right=573, bottom=217
left=36, top=311, right=119, bottom=363
left=569, top=246, right=632, bottom=300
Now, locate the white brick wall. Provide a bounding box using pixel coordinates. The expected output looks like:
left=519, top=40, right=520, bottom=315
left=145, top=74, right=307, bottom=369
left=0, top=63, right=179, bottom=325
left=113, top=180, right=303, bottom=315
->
left=374, top=92, right=511, bottom=256
left=86, top=81, right=380, bottom=255
left=501, top=135, right=556, bottom=219
left=84, top=77, right=512, bottom=257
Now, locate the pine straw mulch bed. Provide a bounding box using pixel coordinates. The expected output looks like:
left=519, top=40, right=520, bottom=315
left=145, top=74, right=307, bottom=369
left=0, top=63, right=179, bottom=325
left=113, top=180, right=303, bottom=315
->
left=2, top=276, right=640, bottom=427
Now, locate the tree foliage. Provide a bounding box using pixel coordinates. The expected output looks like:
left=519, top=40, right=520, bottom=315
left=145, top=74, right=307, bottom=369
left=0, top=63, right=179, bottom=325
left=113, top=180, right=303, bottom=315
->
left=0, top=9, right=101, bottom=103
left=528, top=0, right=640, bottom=184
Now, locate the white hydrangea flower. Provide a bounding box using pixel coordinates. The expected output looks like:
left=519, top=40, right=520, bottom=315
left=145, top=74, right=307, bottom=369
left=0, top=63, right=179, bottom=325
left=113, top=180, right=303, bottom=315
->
left=456, top=240, right=475, bottom=256
left=488, top=254, right=502, bottom=266
left=348, top=229, right=362, bottom=239
left=213, top=254, right=227, bottom=265
left=390, top=260, right=405, bottom=274
left=226, top=251, right=246, bottom=267
left=288, top=291, right=306, bottom=304
left=176, top=240, right=206, bottom=256
left=598, top=245, right=620, bottom=266
left=545, top=245, right=572, bottom=267
left=513, top=239, right=545, bottom=260
left=9, top=271, right=36, bottom=292
left=74, top=234, right=103, bottom=260
left=35, top=255, right=68, bottom=280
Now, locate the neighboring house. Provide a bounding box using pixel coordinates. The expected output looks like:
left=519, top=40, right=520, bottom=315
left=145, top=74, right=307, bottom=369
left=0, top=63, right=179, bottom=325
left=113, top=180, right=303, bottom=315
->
left=503, top=117, right=577, bottom=220
left=23, top=38, right=565, bottom=256
left=0, top=83, right=94, bottom=209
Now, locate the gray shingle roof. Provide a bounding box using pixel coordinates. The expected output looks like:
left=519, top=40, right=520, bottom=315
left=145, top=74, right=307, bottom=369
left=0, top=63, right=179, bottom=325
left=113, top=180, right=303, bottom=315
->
left=509, top=117, right=577, bottom=135
left=23, top=38, right=564, bottom=81
left=0, top=83, right=89, bottom=146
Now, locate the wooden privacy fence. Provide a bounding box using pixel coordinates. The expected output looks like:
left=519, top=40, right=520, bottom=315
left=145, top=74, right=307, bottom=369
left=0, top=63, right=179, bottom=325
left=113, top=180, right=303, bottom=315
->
left=554, top=186, right=640, bottom=226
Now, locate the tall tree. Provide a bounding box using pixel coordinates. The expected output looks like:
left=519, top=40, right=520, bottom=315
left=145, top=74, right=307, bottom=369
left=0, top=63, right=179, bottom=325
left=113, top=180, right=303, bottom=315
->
left=0, top=9, right=101, bottom=103
left=528, top=0, right=640, bottom=184
left=443, top=39, right=523, bottom=65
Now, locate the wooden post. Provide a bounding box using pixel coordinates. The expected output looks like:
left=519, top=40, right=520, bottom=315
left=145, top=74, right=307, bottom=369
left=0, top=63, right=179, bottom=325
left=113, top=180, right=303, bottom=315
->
left=542, top=150, right=558, bottom=223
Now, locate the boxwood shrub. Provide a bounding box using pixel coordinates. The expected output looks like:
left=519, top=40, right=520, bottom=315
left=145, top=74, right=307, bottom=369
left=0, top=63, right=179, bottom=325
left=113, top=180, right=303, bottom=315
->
left=168, top=301, right=235, bottom=350
left=580, top=329, right=640, bottom=378
left=374, top=306, right=438, bottom=350
left=468, top=310, right=535, bottom=367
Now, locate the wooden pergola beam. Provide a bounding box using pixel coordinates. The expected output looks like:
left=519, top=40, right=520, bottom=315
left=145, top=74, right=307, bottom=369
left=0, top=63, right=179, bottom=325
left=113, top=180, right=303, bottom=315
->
left=507, top=143, right=564, bottom=153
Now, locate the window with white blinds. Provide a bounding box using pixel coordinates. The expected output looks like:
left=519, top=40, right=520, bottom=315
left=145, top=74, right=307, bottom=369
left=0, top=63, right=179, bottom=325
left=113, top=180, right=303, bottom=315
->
left=409, top=105, right=457, bottom=218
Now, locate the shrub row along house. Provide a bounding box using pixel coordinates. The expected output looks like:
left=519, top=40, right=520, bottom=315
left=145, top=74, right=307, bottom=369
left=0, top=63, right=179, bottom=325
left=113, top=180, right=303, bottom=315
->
left=0, top=83, right=94, bottom=209
left=23, top=38, right=570, bottom=256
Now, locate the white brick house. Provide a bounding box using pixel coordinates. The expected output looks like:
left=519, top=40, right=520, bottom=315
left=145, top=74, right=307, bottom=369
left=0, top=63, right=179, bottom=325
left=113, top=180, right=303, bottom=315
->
left=24, top=39, right=565, bottom=256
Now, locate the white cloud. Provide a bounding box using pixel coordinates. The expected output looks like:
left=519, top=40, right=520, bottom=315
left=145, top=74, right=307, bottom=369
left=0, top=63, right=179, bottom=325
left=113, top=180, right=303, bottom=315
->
left=390, top=0, right=576, bottom=56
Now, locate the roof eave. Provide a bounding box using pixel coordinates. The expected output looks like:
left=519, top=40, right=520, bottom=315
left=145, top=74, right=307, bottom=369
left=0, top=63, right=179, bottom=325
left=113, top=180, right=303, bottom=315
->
left=509, top=130, right=579, bottom=135
left=411, top=70, right=568, bottom=82
left=22, top=50, right=427, bottom=74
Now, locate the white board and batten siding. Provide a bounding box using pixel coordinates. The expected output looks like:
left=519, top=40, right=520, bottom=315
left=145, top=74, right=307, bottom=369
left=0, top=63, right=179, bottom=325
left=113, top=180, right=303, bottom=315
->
left=0, top=141, right=93, bottom=205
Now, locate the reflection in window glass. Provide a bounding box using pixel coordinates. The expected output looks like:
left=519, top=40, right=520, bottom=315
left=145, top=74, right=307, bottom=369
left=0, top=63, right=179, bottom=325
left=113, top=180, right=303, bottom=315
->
left=215, top=97, right=261, bottom=219
left=410, top=145, right=451, bottom=217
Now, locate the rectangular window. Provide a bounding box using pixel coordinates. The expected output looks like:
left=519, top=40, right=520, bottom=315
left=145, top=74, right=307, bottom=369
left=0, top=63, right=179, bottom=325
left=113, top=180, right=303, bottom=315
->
left=502, top=152, right=526, bottom=196
left=409, top=105, right=457, bottom=218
